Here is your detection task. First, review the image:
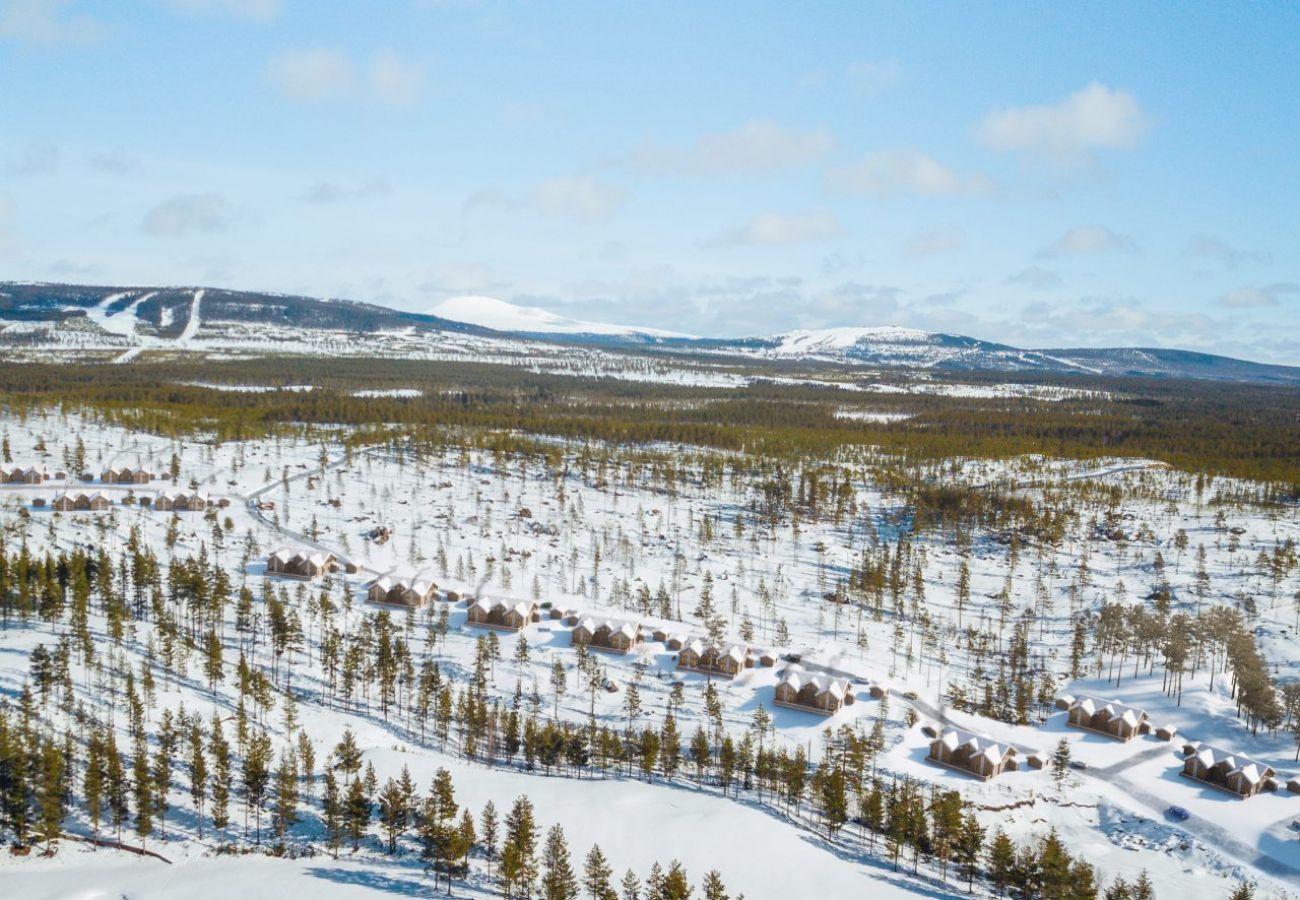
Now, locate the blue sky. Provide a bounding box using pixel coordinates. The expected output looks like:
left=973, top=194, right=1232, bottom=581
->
left=2, top=1, right=1297, bottom=362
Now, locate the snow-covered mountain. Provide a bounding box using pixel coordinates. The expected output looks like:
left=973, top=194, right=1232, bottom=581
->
left=429, top=296, right=694, bottom=341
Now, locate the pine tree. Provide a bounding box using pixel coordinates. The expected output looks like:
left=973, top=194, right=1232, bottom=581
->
left=37, top=739, right=65, bottom=848
left=584, top=843, right=617, bottom=900
left=209, top=715, right=231, bottom=833
left=660, top=861, right=692, bottom=900
left=1051, top=738, right=1072, bottom=791
left=377, top=777, right=409, bottom=853
left=620, top=869, right=642, bottom=900
left=541, top=824, right=579, bottom=900
left=700, top=871, right=728, bottom=900
left=480, top=800, right=500, bottom=877
left=321, top=770, right=343, bottom=858
left=84, top=730, right=105, bottom=840
left=501, top=795, right=539, bottom=898
left=345, top=776, right=369, bottom=850
left=272, top=751, right=298, bottom=844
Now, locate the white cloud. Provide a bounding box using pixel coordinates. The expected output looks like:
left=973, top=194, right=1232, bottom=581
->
left=5, top=138, right=59, bottom=175
left=977, top=82, right=1149, bottom=165
left=1040, top=224, right=1137, bottom=256
left=158, top=0, right=280, bottom=19
left=368, top=49, right=425, bottom=107
left=904, top=227, right=965, bottom=256
left=140, top=193, right=233, bottom=236
left=528, top=176, right=624, bottom=223
left=0, top=0, right=105, bottom=44
left=827, top=150, right=994, bottom=197
left=1185, top=234, right=1272, bottom=268
left=1006, top=265, right=1063, bottom=290
left=298, top=178, right=389, bottom=204
left=844, top=59, right=901, bottom=93
left=635, top=120, right=834, bottom=176
left=1220, top=283, right=1298, bottom=309
left=268, top=48, right=424, bottom=106
left=709, top=212, right=843, bottom=247
left=268, top=48, right=354, bottom=103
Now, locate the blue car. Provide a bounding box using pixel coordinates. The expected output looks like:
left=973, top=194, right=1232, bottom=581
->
left=1166, top=805, right=1190, bottom=821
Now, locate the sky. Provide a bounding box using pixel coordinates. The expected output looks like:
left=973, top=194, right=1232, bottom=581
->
left=1, top=1, right=1298, bottom=363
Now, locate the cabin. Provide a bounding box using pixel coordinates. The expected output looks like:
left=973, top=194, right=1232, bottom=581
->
left=1, top=466, right=43, bottom=484
left=1066, top=695, right=1150, bottom=741
left=367, top=573, right=438, bottom=609
left=467, top=598, right=539, bottom=631
left=53, top=491, right=112, bottom=512
left=155, top=490, right=209, bottom=512
left=773, top=667, right=854, bottom=715
left=267, top=548, right=338, bottom=580
left=1181, top=743, right=1277, bottom=798
left=677, top=640, right=746, bottom=678
left=571, top=617, right=643, bottom=654
left=102, top=466, right=152, bottom=484
left=927, top=727, right=1018, bottom=781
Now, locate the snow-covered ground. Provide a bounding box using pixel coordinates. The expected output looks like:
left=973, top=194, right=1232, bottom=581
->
left=0, top=408, right=1295, bottom=897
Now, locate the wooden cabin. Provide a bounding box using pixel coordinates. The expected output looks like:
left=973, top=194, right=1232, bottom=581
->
left=571, top=617, right=642, bottom=654
left=773, top=667, right=853, bottom=715
left=1066, top=695, right=1149, bottom=741
left=1181, top=743, right=1277, bottom=798
left=267, top=548, right=338, bottom=580
left=367, top=573, right=438, bottom=609
left=102, top=466, right=152, bottom=484
left=53, top=492, right=111, bottom=511
left=927, top=727, right=1018, bottom=781
left=1, top=466, right=43, bottom=484
left=155, top=490, right=209, bottom=512
left=466, top=598, right=539, bottom=631
left=677, top=640, right=746, bottom=678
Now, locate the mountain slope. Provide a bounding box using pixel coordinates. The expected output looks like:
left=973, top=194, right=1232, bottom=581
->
left=2, top=281, right=1297, bottom=386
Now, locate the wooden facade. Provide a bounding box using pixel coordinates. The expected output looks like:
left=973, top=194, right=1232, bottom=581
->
left=0, top=466, right=43, bottom=484
left=52, top=492, right=112, bottom=511
left=155, top=490, right=209, bottom=512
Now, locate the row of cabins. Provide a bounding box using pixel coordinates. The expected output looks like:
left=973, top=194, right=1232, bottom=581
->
left=268, top=548, right=339, bottom=581
left=1, top=466, right=48, bottom=484
left=571, top=617, right=644, bottom=654
left=678, top=639, right=747, bottom=678
left=102, top=466, right=153, bottom=484
left=368, top=574, right=439, bottom=608
left=151, top=490, right=210, bottom=511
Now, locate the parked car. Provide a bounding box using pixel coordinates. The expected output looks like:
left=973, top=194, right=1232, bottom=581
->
left=902, top=690, right=919, bottom=701
left=780, top=653, right=802, bottom=664
left=1166, top=806, right=1190, bottom=821
left=1068, top=760, right=1089, bottom=771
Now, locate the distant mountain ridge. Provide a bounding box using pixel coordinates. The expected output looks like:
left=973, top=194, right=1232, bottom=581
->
left=2, top=281, right=1297, bottom=386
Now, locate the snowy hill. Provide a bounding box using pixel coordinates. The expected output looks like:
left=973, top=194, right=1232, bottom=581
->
left=430, top=295, right=695, bottom=341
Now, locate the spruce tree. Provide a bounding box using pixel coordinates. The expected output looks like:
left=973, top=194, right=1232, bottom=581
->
left=541, top=824, right=579, bottom=900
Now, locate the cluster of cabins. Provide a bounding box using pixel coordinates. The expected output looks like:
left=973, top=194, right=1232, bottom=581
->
left=925, top=692, right=1293, bottom=798
left=467, top=598, right=541, bottom=631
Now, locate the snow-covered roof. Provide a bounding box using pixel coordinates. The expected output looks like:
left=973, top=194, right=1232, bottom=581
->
left=1071, top=694, right=1147, bottom=724
left=777, top=666, right=850, bottom=700
left=935, top=727, right=1014, bottom=762
left=1187, top=742, right=1274, bottom=778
